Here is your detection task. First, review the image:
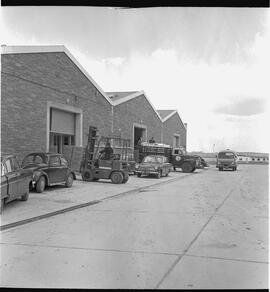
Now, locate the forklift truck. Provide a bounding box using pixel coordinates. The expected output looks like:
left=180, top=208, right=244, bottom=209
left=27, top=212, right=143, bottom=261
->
left=80, top=126, right=130, bottom=184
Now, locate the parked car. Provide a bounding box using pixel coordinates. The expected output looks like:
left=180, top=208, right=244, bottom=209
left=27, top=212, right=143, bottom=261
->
left=135, top=155, right=172, bottom=178
left=22, top=152, right=76, bottom=193
left=1, top=155, right=33, bottom=212
left=216, top=150, right=238, bottom=171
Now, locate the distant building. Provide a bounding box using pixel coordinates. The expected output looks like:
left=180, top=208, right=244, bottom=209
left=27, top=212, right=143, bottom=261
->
left=237, top=152, right=269, bottom=164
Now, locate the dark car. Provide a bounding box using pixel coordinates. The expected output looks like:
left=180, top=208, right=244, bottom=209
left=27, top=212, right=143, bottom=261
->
left=22, top=152, right=76, bottom=193
left=1, top=155, right=33, bottom=212
left=135, top=155, right=172, bottom=178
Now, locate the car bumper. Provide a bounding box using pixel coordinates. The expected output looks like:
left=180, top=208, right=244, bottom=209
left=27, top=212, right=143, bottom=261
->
left=136, top=170, right=158, bottom=175
left=216, top=164, right=236, bottom=169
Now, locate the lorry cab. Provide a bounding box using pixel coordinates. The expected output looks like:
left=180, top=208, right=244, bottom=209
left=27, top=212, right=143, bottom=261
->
left=216, top=149, right=238, bottom=171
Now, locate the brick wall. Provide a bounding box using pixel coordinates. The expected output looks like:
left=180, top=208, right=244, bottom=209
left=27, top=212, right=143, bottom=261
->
left=1, top=52, right=112, bottom=162
left=1, top=51, right=188, bottom=163
left=113, top=94, right=162, bottom=146
left=162, top=112, right=187, bottom=149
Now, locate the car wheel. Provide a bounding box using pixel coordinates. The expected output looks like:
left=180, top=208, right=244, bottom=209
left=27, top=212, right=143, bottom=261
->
left=36, top=176, right=46, bottom=193
left=181, top=162, right=193, bottom=173
left=173, top=167, right=176, bottom=171
left=137, top=173, right=142, bottom=177
left=111, top=171, right=124, bottom=184
left=218, top=167, right=222, bottom=171
left=21, top=187, right=29, bottom=201
left=65, top=173, right=73, bottom=187
left=82, top=169, right=94, bottom=181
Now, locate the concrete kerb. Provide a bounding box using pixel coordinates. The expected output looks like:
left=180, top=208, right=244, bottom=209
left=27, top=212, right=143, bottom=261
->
left=0, top=172, right=192, bottom=232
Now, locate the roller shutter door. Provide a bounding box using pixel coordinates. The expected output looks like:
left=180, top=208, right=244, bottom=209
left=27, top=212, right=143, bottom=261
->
left=50, top=108, right=75, bottom=135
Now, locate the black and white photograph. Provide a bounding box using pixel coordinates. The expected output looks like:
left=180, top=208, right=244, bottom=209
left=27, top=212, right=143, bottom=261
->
left=0, top=3, right=269, bottom=289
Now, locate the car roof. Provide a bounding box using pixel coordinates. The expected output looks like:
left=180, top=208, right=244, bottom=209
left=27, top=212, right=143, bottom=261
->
left=219, top=150, right=236, bottom=153
left=25, top=152, right=60, bottom=156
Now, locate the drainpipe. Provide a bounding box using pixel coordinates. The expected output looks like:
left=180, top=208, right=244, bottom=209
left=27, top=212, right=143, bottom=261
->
left=111, top=105, right=114, bottom=135
left=161, top=122, right=163, bottom=143
left=184, top=123, right=187, bottom=151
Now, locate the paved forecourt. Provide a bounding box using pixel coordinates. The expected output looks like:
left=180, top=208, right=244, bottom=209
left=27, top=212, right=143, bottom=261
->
left=0, top=165, right=268, bottom=288
left=1, top=170, right=190, bottom=227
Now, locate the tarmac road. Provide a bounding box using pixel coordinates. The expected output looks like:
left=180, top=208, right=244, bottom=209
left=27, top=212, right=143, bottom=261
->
left=0, top=164, right=268, bottom=289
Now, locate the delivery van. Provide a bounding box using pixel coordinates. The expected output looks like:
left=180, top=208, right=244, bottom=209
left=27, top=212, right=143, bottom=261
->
left=216, top=150, right=238, bottom=171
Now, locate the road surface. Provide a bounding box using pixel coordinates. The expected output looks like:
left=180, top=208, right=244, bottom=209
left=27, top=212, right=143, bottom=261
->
left=0, top=164, right=268, bottom=288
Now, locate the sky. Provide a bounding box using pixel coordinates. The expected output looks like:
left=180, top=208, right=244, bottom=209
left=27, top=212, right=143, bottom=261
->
left=1, top=6, right=269, bottom=153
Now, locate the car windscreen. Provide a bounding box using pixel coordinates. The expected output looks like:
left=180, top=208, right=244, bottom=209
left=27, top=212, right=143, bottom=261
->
left=143, top=156, right=162, bottom=163
left=218, top=152, right=235, bottom=159
left=22, top=154, right=47, bottom=166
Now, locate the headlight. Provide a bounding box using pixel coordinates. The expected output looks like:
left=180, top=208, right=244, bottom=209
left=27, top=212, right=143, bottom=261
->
left=154, top=166, right=159, bottom=170
left=135, top=164, right=139, bottom=169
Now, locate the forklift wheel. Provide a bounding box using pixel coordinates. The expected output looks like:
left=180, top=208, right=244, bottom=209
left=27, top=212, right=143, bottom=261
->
left=111, top=171, right=124, bottom=184
left=82, top=170, right=94, bottom=181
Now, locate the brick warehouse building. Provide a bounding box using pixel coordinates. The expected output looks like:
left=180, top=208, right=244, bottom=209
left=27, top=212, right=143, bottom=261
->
left=107, top=91, right=187, bottom=149
left=1, top=45, right=187, bottom=163
left=157, top=110, right=187, bottom=149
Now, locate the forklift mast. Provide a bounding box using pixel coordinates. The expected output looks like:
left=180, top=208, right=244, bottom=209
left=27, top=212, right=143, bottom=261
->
left=84, top=126, right=131, bottom=162
left=85, top=126, right=98, bottom=161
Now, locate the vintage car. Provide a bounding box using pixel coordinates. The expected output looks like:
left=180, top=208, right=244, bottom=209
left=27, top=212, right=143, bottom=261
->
left=1, top=155, right=33, bottom=212
left=22, top=152, right=76, bottom=193
left=135, top=155, right=172, bottom=178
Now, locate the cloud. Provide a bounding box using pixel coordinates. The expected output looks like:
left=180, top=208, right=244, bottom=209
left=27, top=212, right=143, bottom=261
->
left=103, top=57, right=125, bottom=67
left=213, top=97, right=267, bottom=116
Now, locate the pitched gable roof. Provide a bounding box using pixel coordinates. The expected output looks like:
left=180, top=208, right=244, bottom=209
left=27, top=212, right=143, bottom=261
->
left=157, top=110, right=176, bottom=120
left=106, top=91, right=139, bottom=102
left=106, top=90, right=163, bottom=121
left=1, top=45, right=113, bottom=106
left=157, top=109, right=186, bottom=129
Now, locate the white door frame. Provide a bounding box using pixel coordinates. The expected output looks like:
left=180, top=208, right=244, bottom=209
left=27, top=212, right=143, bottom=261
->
left=46, top=101, right=83, bottom=151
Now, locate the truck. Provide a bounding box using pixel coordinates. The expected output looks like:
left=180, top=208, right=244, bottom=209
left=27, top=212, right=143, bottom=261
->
left=134, top=142, right=201, bottom=173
